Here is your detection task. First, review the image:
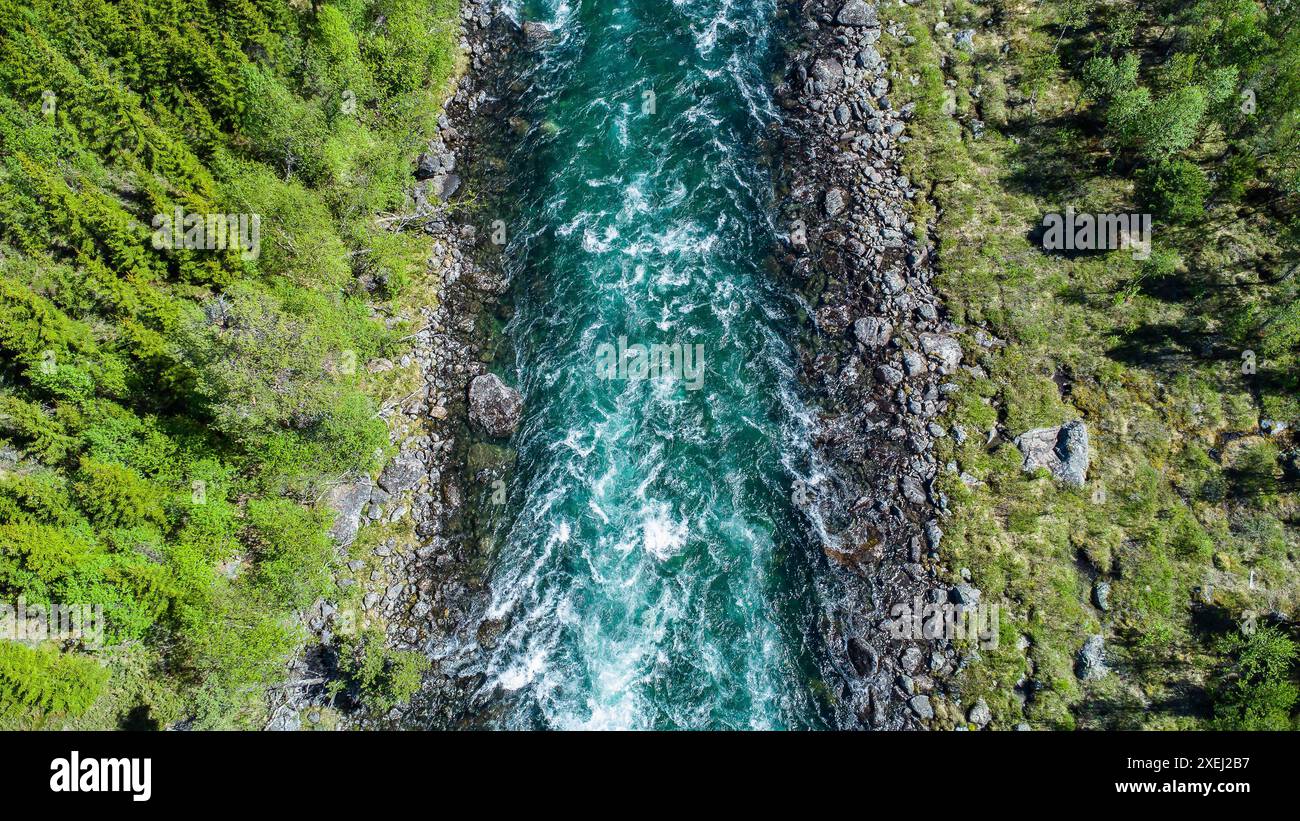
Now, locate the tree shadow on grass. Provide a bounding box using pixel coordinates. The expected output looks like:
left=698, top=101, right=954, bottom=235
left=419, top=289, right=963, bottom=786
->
left=1103, top=320, right=1222, bottom=371
left=1001, top=111, right=1108, bottom=205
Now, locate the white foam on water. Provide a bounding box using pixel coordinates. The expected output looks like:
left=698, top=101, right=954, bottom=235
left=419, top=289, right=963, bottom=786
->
left=581, top=225, right=619, bottom=253
left=587, top=498, right=610, bottom=524
left=497, top=642, right=551, bottom=692
left=641, top=503, right=688, bottom=561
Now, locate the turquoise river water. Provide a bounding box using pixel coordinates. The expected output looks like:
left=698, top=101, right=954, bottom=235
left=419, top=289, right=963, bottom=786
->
left=480, top=0, right=834, bottom=729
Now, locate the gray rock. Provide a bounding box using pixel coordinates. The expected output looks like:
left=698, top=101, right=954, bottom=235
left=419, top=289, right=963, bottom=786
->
left=953, top=583, right=981, bottom=606
left=883, top=269, right=906, bottom=294
left=468, top=373, right=524, bottom=438
left=901, top=474, right=927, bottom=505
left=903, top=349, right=927, bottom=376
left=857, top=45, right=882, bottom=71
left=968, top=698, right=991, bottom=727
left=919, top=333, right=963, bottom=373
left=837, top=0, right=878, bottom=27
left=327, top=478, right=374, bottom=547
left=1093, top=580, right=1111, bottom=612
left=900, top=645, right=924, bottom=674
left=415, top=152, right=440, bottom=180
left=954, top=29, right=975, bottom=51
left=909, top=694, right=934, bottom=720
left=1077, top=634, right=1108, bottom=681
left=810, top=57, right=844, bottom=87
left=378, top=451, right=423, bottom=494
left=824, top=187, right=847, bottom=217
left=521, top=21, right=552, bottom=47
left=1014, top=420, right=1089, bottom=486
left=854, top=316, right=893, bottom=347
left=847, top=637, right=878, bottom=675
left=1260, top=418, right=1288, bottom=435
left=924, top=519, right=943, bottom=549
left=929, top=650, right=948, bottom=674
left=266, top=709, right=301, bottom=732
left=434, top=173, right=462, bottom=199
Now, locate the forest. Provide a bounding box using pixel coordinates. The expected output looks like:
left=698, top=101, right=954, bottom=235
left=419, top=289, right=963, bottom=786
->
left=0, top=0, right=457, bottom=728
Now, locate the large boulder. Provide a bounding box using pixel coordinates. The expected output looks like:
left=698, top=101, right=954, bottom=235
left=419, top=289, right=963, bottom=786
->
left=468, top=374, right=523, bottom=438
left=837, top=0, right=878, bottom=27
left=857, top=44, right=882, bottom=71
left=378, top=450, right=424, bottom=494
left=908, top=694, right=934, bottom=720
left=824, top=187, right=847, bottom=217
left=952, top=583, right=981, bottom=606
left=846, top=637, right=878, bottom=676
left=521, top=21, right=552, bottom=48
left=854, top=316, right=893, bottom=347
left=1093, top=580, right=1112, bottom=612
left=919, top=332, right=963, bottom=373
left=433, top=173, right=462, bottom=200
left=1014, top=420, right=1089, bottom=486
left=810, top=56, right=844, bottom=87
left=415, top=152, right=440, bottom=181
left=327, top=478, right=374, bottom=547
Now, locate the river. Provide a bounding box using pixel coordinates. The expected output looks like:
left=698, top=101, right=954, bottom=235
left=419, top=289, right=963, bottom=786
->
left=472, top=0, right=835, bottom=729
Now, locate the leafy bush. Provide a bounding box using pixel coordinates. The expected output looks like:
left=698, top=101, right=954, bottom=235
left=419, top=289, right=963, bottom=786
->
left=1137, top=160, right=1211, bottom=225
left=0, top=641, right=108, bottom=720
left=333, top=627, right=429, bottom=714
left=1213, top=627, right=1298, bottom=730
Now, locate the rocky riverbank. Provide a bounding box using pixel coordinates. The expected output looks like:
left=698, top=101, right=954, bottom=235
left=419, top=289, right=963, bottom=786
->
left=773, top=0, right=974, bottom=729
left=268, top=0, right=530, bottom=730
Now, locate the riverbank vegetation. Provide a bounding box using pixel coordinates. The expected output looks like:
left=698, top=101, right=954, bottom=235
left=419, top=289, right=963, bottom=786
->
left=0, top=0, right=457, bottom=728
left=883, top=0, right=1299, bottom=728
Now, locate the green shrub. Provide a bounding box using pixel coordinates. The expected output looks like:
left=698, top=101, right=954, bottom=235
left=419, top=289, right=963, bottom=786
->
left=73, top=457, right=167, bottom=530
left=245, top=499, right=333, bottom=611
left=333, top=627, right=429, bottom=714
left=0, top=0, right=459, bottom=727
left=0, top=641, right=108, bottom=720
left=1137, top=160, right=1211, bottom=225
left=1213, top=626, right=1298, bottom=730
